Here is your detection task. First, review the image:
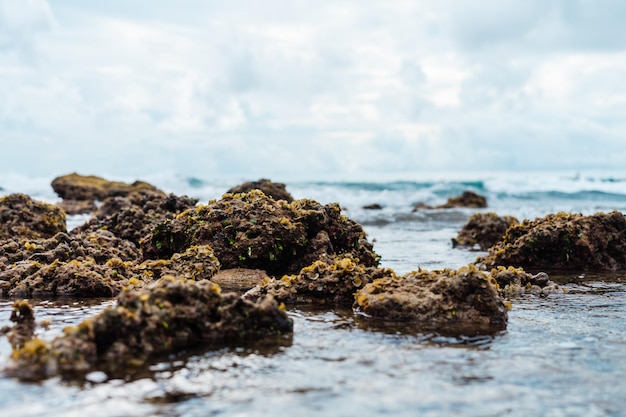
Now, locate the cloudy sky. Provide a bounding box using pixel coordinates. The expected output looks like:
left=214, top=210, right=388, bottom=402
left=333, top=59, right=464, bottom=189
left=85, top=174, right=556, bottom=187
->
left=1, top=0, right=625, bottom=180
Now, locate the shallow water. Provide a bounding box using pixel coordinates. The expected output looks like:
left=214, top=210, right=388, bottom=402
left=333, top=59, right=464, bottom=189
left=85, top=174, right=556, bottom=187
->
left=1, top=276, right=625, bottom=417
left=2, top=173, right=626, bottom=416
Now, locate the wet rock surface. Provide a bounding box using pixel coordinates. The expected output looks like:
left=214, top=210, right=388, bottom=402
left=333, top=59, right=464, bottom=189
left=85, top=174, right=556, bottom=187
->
left=227, top=178, right=294, bottom=202
left=0, top=193, right=67, bottom=240
left=478, top=210, right=626, bottom=270
left=489, top=266, right=562, bottom=297
left=453, top=212, right=519, bottom=250
left=74, top=190, right=198, bottom=247
left=354, top=264, right=508, bottom=331
left=210, top=268, right=270, bottom=294
left=5, top=277, right=293, bottom=381
left=141, top=190, right=379, bottom=276
left=244, top=254, right=396, bottom=305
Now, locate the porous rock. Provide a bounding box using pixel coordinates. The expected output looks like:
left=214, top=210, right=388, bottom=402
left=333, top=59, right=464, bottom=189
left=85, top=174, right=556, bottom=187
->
left=141, top=190, right=379, bottom=276
left=453, top=212, right=519, bottom=250
left=74, top=190, right=198, bottom=246
left=227, top=178, right=294, bottom=202
left=5, top=277, right=293, bottom=381
left=243, top=254, right=395, bottom=305
left=478, top=210, right=626, bottom=270
left=354, top=264, right=508, bottom=332
left=0, top=193, right=66, bottom=240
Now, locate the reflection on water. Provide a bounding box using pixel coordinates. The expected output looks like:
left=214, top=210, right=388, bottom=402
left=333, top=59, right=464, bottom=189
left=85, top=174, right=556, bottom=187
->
left=0, top=277, right=625, bottom=416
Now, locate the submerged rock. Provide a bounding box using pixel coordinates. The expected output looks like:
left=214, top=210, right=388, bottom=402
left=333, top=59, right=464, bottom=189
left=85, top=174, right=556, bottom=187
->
left=478, top=211, right=626, bottom=271
left=244, top=254, right=395, bottom=305
left=0, top=193, right=66, bottom=240
left=453, top=212, right=519, bottom=250
left=227, top=178, right=294, bottom=202
left=4, top=277, right=293, bottom=381
left=354, top=264, right=508, bottom=332
left=141, top=190, right=379, bottom=277
left=413, top=191, right=488, bottom=211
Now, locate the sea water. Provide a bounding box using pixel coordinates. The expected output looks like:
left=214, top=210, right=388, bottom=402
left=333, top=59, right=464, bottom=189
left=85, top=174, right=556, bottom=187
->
left=0, top=170, right=625, bottom=416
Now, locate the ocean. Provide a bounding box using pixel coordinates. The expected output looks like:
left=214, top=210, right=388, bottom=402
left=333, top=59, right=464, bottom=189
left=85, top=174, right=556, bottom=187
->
left=1, top=170, right=625, bottom=416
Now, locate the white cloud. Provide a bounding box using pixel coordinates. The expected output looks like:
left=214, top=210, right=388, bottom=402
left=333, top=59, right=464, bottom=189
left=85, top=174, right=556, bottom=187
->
left=1, top=0, right=625, bottom=179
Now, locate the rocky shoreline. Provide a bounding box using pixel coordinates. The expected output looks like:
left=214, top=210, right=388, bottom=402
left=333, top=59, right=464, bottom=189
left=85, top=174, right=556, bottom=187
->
left=1, top=173, right=623, bottom=381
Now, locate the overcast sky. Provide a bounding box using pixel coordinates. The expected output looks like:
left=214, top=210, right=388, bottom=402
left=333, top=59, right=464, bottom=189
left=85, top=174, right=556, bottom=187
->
left=1, top=0, right=625, bottom=180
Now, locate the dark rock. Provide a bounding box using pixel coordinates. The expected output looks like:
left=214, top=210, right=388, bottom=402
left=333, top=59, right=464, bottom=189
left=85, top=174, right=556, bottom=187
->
left=243, top=254, right=395, bottom=305
left=453, top=212, right=519, bottom=250
left=227, top=178, right=293, bottom=202
left=478, top=211, right=626, bottom=271
left=141, top=190, right=379, bottom=276
left=362, top=204, right=383, bottom=210
left=354, top=264, right=508, bottom=332
left=413, top=191, right=488, bottom=211
left=74, top=190, right=198, bottom=247
left=5, top=277, right=293, bottom=381
left=0, top=193, right=67, bottom=240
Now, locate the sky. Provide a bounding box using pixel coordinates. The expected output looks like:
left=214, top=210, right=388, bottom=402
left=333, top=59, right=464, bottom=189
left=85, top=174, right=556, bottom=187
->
left=1, top=0, right=626, bottom=181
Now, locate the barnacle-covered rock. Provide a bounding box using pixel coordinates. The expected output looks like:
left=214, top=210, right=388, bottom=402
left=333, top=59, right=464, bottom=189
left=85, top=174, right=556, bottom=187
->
left=74, top=190, right=198, bottom=246
left=478, top=211, right=626, bottom=270
left=490, top=266, right=562, bottom=297
left=453, top=212, right=519, bottom=250
left=244, top=254, right=395, bottom=305
left=354, top=264, right=507, bottom=332
left=141, top=190, right=379, bottom=276
left=413, top=191, right=488, bottom=211
left=4, top=277, right=293, bottom=381
left=0, top=193, right=66, bottom=240
left=227, top=178, right=294, bottom=202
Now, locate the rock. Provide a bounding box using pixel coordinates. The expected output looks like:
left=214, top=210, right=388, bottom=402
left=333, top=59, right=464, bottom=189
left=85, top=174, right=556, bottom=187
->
left=0, top=232, right=220, bottom=298
left=227, top=178, right=293, bottom=202
left=51, top=173, right=163, bottom=214
left=243, top=254, right=395, bottom=305
left=211, top=268, right=269, bottom=294
left=362, top=204, right=383, bottom=210
left=141, top=190, right=379, bottom=277
left=52, top=173, right=162, bottom=201
left=477, top=210, right=626, bottom=271
left=4, top=277, right=293, bottom=381
left=354, top=264, right=508, bottom=332
left=452, top=212, right=519, bottom=250
left=413, top=191, right=488, bottom=211
left=0, top=193, right=67, bottom=240
left=74, top=190, right=198, bottom=247
left=1, top=300, right=36, bottom=351
left=57, top=199, right=98, bottom=215
left=489, top=266, right=562, bottom=297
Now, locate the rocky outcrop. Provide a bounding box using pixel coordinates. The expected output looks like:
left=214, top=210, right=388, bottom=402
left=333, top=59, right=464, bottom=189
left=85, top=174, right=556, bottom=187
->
left=354, top=264, right=508, bottom=332
left=5, top=277, right=293, bottom=381
left=0, top=193, right=66, bottom=240
left=227, top=178, right=294, bottom=202
left=51, top=173, right=163, bottom=214
left=478, top=211, right=626, bottom=271
left=243, top=254, right=395, bottom=305
left=141, top=190, right=379, bottom=276
left=73, top=190, right=198, bottom=246
left=453, top=212, right=519, bottom=250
